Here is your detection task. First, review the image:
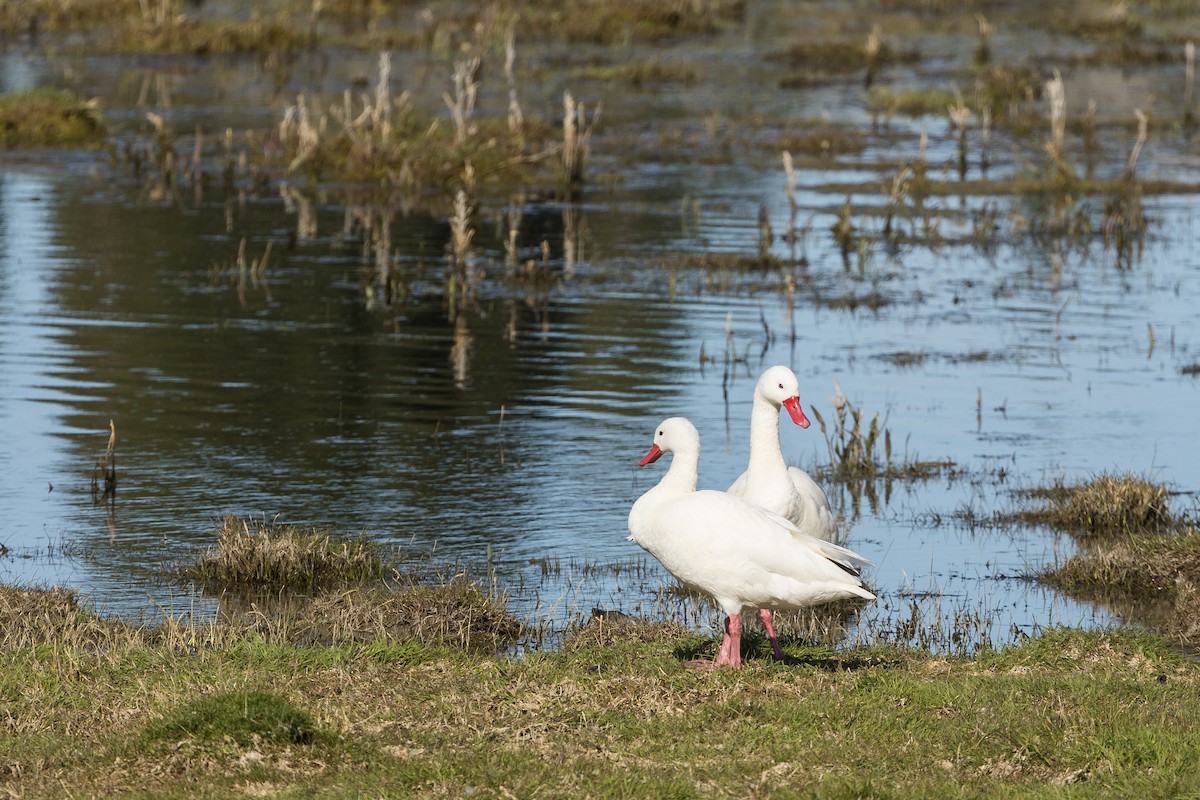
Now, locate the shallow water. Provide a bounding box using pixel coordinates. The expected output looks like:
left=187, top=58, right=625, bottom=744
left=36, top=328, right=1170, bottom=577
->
left=2, top=4, right=1199, bottom=652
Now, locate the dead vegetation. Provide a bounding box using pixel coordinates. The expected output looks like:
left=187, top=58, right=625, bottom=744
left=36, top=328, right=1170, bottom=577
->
left=562, top=609, right=691, bottom=653
left=0, top=578, right=522, bottom=654
left=0, top=585, right=129, bottom=650
left=1044, top=530, right=1200, bottom=644
left=184, top=515, right=389, bottom=593
left=1015, top=472, right=1177, bottom=536
left=220, top=582, right=525, bottom=652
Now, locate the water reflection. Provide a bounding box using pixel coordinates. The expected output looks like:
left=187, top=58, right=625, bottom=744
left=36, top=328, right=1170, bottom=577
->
left=2, top=166, right=700, bottom=619
left=0, top=172, right=100, bottom=590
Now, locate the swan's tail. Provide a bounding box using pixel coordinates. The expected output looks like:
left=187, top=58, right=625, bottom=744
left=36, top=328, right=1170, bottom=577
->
left=820, top=542, right=873, bottom=579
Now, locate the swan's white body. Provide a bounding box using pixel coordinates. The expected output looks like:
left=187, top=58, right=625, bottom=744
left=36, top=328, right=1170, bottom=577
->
left=628, top=417, right=874, bottom=668
left=727, top=365, right=836, bottom=540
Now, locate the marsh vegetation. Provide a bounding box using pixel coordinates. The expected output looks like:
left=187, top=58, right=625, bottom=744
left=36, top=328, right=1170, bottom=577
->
left=3, top=1, right=1200, bottom=792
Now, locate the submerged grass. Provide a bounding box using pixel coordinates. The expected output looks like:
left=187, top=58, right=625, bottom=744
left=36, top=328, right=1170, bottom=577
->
left=184, top=514, right=388, bottom=593
left=1044, top=529, right=1200, bottom=643
left=0, top=89, right=105, bottom=148
left=1016, top=472, right=1177, bottom=536
left=3, top=584, right=1200, bottom=798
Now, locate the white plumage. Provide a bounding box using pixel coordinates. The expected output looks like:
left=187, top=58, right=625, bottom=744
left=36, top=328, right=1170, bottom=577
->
left=726, top=365, right=839, bottom=658
left=628, top=417, right=874, bottom=668
left=727, top=365, right=836, bottom=540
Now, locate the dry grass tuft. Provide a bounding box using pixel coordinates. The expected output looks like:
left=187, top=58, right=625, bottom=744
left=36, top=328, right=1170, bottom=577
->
left=1017, top=472, right=1175, bottom=536
left=185, top=515, right=388, bottom=593
left=1050, top=532, right=1200, bottom=592
left=222, top=582, right=524, bottom=652
left=562, top=609, right=690, bottom=653
left=2, top=579, right=521, bottom=655
left=1044, top=530, right=1200, bottom=643
left=0, top=585, right=127, bottom=649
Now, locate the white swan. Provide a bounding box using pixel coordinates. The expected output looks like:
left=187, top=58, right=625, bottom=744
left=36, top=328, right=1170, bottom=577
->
left=727, top=365, right=838, bottom=659
left=628, top=417, right=874, bottom=669
left=728, top=365, right=835, bottom=538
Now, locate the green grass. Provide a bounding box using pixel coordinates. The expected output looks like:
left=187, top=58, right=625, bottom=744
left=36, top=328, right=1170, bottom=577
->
left=142, top=689, right=320, bottom=748
left=2, top=589, right=1199, bottom=797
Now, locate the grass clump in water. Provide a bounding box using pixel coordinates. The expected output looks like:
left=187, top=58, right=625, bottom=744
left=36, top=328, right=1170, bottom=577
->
left=186, top=515, right=387, bottom=593
left=276, top=54, right=568, bottom=195
left=0, top=0, right=140, bottom=34
left=568, top=59, right=698, bottom=87
left=115, top=13, right=312, bottom=55
left=809, top=384, right=956, bottom=486
left=776, top=128, right=867, bottom=158
left=1044, top=530, right=1200, bottom=643
left=519, top=0, right=743, bottom=44
left=1016, top=472, right=1176, bottom=536
left=0, top=89, right=105, bottom=148
left=0, top=1, right=310, bottom=55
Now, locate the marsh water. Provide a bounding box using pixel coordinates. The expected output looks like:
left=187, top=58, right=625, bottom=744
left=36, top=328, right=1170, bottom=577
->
left=2, top=4, right=1200, bottom=652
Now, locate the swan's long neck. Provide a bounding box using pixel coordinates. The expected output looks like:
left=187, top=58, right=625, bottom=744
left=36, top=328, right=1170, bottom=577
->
left=746, top=392, right=785, bottom=477
left=658, top=444, right=699, bottom=495
left=628, top=442, right=699, bottom=545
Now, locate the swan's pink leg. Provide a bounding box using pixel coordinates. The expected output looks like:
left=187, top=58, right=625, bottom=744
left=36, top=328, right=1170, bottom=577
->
left=759, top=609, right=786, bottom=661
left=713, top=614, right=742, bottom=669
left=715, top=620, right=734, bottom=664
left=687, top=615, right=745, bottom=670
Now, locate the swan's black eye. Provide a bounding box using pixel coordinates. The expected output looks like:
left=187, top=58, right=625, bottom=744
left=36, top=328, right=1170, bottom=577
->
left=657, top=430, right=663, bottom=437
left=778, top=383, right=784, bottom=389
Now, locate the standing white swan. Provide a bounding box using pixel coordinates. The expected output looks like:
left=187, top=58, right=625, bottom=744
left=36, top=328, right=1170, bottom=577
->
left=728, top=365, right=835, bottom=537
left=628, top=417, right=874, bottom=669
left=727, top=365, right=838, bottom=659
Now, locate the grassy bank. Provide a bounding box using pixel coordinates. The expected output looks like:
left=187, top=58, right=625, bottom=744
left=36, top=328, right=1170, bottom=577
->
left=3, top=585, right=1200, bottom=798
